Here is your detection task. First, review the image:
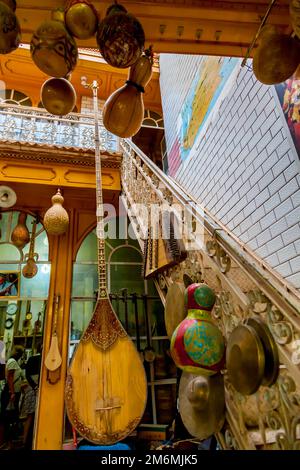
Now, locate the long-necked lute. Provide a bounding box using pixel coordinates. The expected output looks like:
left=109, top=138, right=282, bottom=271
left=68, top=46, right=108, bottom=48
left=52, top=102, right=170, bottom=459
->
left=65, top=80, right=147, bottom=445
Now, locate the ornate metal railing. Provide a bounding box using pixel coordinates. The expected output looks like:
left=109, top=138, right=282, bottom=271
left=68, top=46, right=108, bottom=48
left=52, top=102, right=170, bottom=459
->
left=0, top=103, right=118, bottom=153
left=120, top=138, right=300, bottom=450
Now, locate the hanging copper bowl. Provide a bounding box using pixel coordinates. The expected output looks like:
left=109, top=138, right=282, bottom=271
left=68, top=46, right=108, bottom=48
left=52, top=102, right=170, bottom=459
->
left=0, top=1, right=21, bottom=54
left=97, top=3, right=145, bottom=68
left=65, top=0, right=98, bottom=39
left=41, top=77, right=76, bottom=116
left=30, top=9, right=78, bottom=78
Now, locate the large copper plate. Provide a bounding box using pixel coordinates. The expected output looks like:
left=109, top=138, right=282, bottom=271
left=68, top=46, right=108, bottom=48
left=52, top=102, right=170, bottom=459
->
left=178, top=372, right=225, bottom=440
left=164, top=282, right=186, bottom=339
left=246, top=317, right=279, bottom=387
left=226, top=324, right=265, bottom=395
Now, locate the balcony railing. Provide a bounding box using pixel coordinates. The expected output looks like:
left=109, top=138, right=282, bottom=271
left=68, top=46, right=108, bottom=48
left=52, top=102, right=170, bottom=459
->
left=0, top=102, right=118, bottom=153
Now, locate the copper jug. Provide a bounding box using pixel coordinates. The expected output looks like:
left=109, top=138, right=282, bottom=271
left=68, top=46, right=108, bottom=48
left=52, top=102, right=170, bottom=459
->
left=0, top=1, right=21, bottom=54
left=41, top=77, right=76, bottom=116
left=253, top=25, right=300, bottom=85
left=103, top=49, right=153, bottom=138
left=30, top=8, right=78, bottom=78
left=97, top=2, right=145, bottom=68
left=65, top=0, right=98, bottom=39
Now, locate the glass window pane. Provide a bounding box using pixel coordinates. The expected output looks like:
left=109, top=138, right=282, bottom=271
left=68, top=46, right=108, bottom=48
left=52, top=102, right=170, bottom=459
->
left=76, top=230, right=97, bottom=262
left=109, top=264, right=144, bottom=294
left=0, top=243, right=21, bottom=261
left=70, top=300, right=95, bottom=341
left=20, top=264, right=51, bottom=298
left=110, top=246, right=142, bottom=263
left=23, top=226, right=49, bottom=262
left=72, top=264, right=98, bottom=297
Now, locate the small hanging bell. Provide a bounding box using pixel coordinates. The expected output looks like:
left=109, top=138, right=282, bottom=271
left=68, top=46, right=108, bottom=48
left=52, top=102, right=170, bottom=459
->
left=97, top=2, right=145, bottom=68
left=65, top=0, right=99, bottom=40
left=11, top=212, right=30, bottom=249
left=43, top=189, right=69, bottom=236
left=0, top=0, right=21, bottom=54
left=30, top=8, right=78, bottom=78
left=41, top=77, right=76, bottom=116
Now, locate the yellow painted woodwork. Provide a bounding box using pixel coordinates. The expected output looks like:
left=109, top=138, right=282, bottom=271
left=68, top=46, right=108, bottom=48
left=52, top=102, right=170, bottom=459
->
left=10, top=1, right=293, bottom=58
left=0, top=47, right=162, bottom=114
left=34, top=211, right=76, bottom=449
left=0, top=159, right=121, bottom=191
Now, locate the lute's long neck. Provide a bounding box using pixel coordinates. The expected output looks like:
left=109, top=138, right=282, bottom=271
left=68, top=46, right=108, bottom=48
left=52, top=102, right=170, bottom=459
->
left=28, top=218, right=37, bottom=258
left=93, top=82, right=107, bottom=300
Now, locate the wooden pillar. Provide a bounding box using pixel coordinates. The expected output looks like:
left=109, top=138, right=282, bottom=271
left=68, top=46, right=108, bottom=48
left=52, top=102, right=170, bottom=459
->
left=33, top=208, right=76, bottom=450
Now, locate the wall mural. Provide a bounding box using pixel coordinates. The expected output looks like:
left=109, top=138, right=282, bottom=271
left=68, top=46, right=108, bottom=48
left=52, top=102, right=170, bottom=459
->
left=168, top=56, right=239, bottom=177
left=274, top=76, right=300, bottom=167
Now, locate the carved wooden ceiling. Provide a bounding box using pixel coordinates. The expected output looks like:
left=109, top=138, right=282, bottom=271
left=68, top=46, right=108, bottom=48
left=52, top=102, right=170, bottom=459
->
left=0, top=1, right=293, bottom=113
left=14, top=0, right=292, bottom=57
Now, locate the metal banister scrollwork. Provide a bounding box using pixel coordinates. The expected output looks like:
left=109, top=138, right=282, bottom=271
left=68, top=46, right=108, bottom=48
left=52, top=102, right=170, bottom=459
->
left=120, top=138, right=300, bottom=450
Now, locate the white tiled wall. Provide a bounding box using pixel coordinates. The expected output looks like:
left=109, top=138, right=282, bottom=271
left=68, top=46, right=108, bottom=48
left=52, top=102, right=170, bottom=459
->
left=160, top=54, right=300, bottom=289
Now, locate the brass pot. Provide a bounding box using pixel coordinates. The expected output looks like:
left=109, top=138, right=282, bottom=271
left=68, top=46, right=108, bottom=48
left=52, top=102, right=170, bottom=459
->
left=0, top=1, right=21, bottom=54
left=253, top=25, right=300, bottom=85
left=30, top=8, right=78, bottom=78
left=41, top=77, right=76, bottom=116
left=97, top=3, right=145, bottom=68
left=65, top=0, right=98, bottom=40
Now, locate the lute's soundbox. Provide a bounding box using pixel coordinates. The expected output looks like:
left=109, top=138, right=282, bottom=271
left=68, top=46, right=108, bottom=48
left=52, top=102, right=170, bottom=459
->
left=143, top=211, right=187, bottom=279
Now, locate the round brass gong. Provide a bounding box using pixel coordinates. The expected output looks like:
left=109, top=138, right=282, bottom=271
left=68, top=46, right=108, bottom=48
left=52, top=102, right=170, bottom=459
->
left=246, top=317, right=279, bottom=387
left=164, top=281, right=186, bottom=339
left=226, top=323, right=265, bottom=395
left=41, top=77, right=76, bottom=116
left=178, top=372, right=225, bottom=440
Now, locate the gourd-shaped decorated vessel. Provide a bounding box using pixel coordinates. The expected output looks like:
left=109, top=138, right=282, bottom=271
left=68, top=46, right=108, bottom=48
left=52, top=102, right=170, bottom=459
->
left=43, top=189, right=69, bottom=235
left=103, top=48, right=153, bottom=138
left=170, top=283, right=225, bottom=375
left=65, top=0, right=98, bottom=40
left=253, top=25, right=300, bottom=85
left=11, top=212, right=30, bottom=249
left=97, top=2, right=145, bottom=68
left=0, top=0, right=21, bottom=54
left=290, top=0, right=300, bottom=39
left=30, top=8, right=78, bottom=78
left=41, top=77, right=76, bottom=116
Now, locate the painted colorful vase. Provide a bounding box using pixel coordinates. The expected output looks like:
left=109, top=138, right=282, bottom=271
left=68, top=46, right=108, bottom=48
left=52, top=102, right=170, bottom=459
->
left=97, top=3, right=145, bottom=68
left=170, top=283, right=225, bottom=375
left=30, top=8, right=78, bottom=78
left=0, top=1, right=21, bottom=54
